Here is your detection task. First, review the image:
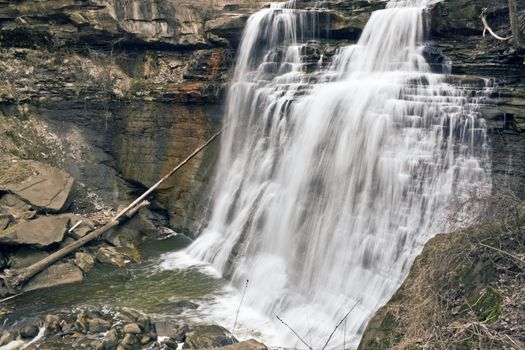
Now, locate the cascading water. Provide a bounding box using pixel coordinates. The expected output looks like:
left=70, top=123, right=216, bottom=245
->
left=168, top=0, right=491, bottom=347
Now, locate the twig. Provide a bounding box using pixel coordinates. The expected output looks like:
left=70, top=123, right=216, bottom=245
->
left=68, top=221, right=83, bottom=234
left=320, top=299, right=361, bottom=350
left=0, top=293, right=22, bottom=303
left=479, top=242, right=525, bottom=268
left=276, top=315, right=313, bottom=350
left=343, top=317, right=346, bottom=350
left=481, top=8, right=512, bottom=41
left=232, top=279, right=249, bottom=334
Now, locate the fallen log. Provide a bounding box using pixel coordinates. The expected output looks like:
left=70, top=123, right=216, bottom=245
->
left=1, top=126, right=225, bottom=293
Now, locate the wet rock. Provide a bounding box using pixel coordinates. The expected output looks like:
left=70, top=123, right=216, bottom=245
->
left=119, top=307, right=154, bottom=334
left=120, top=332, right=137, bottom=348
left=96, top=246, right=141, bottom=268
left=74, top=251, right=95, bottom=272
left=20, top=323, right=39, bottom=339
left=123, top=323, right=141, bottom=334
left=88, top=318, right=112, bottom=334
left=172, top=324, right=190, bottom=343
left=0, top=215, right=69, bottom=247
left=44, top=314, right=61, bottom=333
left=140, top=334, right=151, bottom=345
left=102, top=328, right=120, bottom=349
left=22, top=262, right=83, bottom=293
left=172, top=300, right=199, bottom=314
left=183, top=325, right=238, bottom=349
left=60, top=319, right=73, bottom=333
left=0, top=160, right=74, bottom=212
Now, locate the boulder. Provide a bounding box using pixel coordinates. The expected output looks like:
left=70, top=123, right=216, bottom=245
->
left=102, top=328, right=119, bottom=349
left=73, top=251, right=95, bottom=272
left=96, top=246, right=141, bottom=268
left=123, top=323, right=141, bottom=334
left=22, top=262, right=83, bottom=292
left=0, top=161, right=74, bottom=212
left=44, top=314, right=61, bottom=333
left=0, top=215, right=69, bottom=247
left=119, top=307, right=155, bottom=335
left=88, top=318, right=112, bottom=333
left=183, top=325, right=238, bottom=349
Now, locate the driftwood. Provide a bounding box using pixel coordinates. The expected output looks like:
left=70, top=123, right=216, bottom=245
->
left=1, top=126, right=225, bottom=293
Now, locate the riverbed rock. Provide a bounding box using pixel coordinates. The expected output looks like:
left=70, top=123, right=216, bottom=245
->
left=19, top=323, right=39, bottom=339
left=123, top=323, right=141, bottom=334
left=44, top=314, right=61, bottom=333
left=74, top=252, right=95, bottom=273
left=96, top=246, right=141, bottom=268
left=183, top=325, right=238, bottom=349
left=0, top=161, right=74, bottom=212
left=88, top=318, right=112, bottom=334
left=0, top=215, right=69, bottom=247
left=22, top=262, right=84, bottom=293
left=119, top=307, right=155, bottom=336
left=102, top=328, right=120, bottom=349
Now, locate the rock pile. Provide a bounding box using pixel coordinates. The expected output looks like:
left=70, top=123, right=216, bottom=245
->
left=0, top=159, right=150, bottom=296
left=0, top=306, right=267, bottom=350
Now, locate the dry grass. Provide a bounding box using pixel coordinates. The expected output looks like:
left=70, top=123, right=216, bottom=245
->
left=359, top=193, right=525, bottom=350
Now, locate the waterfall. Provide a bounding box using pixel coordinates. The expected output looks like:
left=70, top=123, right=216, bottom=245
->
left=178, top=0, right=491, bottom=347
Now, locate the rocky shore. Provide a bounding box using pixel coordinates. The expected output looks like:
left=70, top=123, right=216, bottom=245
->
left=0, top=305, right=267, bottom=350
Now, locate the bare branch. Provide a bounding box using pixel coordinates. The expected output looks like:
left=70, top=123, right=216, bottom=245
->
left=321, top=299, right=361, bottom=350
left=480, top=8, right=512, bottom=41
left=275, top=315, right=313, bottom=350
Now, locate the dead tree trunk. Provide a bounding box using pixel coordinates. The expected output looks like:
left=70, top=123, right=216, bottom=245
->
left=509, top=0, right=525, bottom=49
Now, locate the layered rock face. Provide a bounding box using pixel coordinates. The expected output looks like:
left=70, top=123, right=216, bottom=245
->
left=0, top=0, right=273, bottom=233
left=428, top=0, right=525, bottom=197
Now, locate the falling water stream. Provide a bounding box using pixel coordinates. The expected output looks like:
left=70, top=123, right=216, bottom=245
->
left=163, top=0, right=491, bottom=348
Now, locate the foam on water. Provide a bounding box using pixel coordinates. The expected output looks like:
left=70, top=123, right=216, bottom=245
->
left=163, top=0, right=491, bottom=347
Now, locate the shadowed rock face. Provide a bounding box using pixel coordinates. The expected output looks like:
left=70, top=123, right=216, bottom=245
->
left=427, top=0, right=525, bottom=198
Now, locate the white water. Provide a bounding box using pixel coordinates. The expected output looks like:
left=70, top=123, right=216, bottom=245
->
left=166, top=0, right=491, bottom=348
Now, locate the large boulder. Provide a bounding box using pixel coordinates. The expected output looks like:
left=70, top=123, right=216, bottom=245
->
left=183, top=325, right=238, bottom=349
left=0, top=161, right=74, bottom=212
left=0, top=215, right=69, bottom=247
